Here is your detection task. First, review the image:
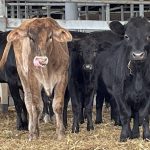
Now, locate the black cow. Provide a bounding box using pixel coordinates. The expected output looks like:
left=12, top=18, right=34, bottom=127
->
left=68, top=35, right=99, bottom=132
left=99, top=17, right=150, bottom=142
left=64, top=30, right=123, bottom=131
left=0, top=31, right=28, bottom=130
left=90, top=30, right=123, bottom=125
left=63, top=31, right=89, bottom=129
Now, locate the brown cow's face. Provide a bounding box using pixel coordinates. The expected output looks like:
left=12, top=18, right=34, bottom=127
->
left=7, top=18, right=72, bottom=68
left=28, top=23, right=52, bottom=68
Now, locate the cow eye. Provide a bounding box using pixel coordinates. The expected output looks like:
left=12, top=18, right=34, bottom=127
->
left=29, top=36, right=35, bottom=42
left=48, top=34, right=52, bottom=39
left=124, top=34, right=129, bottom=40
left=147, top=35, right=150, bottom=41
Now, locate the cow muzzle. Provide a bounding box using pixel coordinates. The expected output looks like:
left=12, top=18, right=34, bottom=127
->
left=33, top=56, right=48, bottom=68
left=130, top=51, right=147, bottom=60
left=83, top=64, right=93, bottom=71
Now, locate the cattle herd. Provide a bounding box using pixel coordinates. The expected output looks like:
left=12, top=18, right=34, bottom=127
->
left=0, top=16, right=150, bottom=142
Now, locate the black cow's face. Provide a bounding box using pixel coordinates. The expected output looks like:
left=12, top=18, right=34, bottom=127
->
left=110, top=17, right=150, bottom=61
left=125, top=17, right=150, bottom=61
left=75, top=37, right=99, bottom=71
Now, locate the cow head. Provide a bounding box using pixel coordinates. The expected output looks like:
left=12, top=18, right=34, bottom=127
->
left=71, top=36, right=99, bottom=72
left=7, top=18, right=72, bottom=68
left=109, top=17, right=150, bottom=61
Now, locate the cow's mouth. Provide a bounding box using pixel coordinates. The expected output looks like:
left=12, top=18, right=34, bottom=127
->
left=33, top=56, right=48, bottom=68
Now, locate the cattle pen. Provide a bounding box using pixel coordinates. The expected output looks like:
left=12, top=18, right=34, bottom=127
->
left=0, top=0, right=150, bottom=150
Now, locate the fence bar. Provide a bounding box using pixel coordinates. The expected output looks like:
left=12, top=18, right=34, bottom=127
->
left=121, top=5, right=124, bottom=21
left=106, top=4, right=110, bottom=22
left=0, top=1, right=6, bottom=31
left=101, top=5, right=105, bottom=21
left=130, top=4, right=134, bottom=17
left=139, top=0, right=144, bottom=17
left=65, top=2, right=78, bottom=20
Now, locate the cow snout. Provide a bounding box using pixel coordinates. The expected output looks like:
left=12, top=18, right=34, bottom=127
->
left=83, top=64, right=93, bottom=71
left=131, top=51, right=147, bottom=60
left=33, top=56, right=49, bottom=68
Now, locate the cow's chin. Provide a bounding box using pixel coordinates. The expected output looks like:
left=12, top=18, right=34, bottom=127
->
left=33, top=56, right=48, bottom=68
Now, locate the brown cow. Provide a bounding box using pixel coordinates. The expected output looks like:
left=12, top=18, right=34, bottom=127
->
left=0, top=18, right=72, bottom=140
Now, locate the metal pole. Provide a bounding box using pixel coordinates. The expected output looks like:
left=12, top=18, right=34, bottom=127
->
left=65, top=2, right=78, bottom=20
left=121, top=5, right=124, bottom=21
left=85, top=6, right=88, bottom=20
left=130, top=4, right=134, bottom=18
left=0, top=0, right=6, bottom=31
left=11, top=6, right=15, bottom=18
left=139, top=0, right=144, bottom=17
left=47, top=5, right=51, bottom=17
left=106, top=3, right=110, bottom=22
left=101, top=5, right=105, bottom=21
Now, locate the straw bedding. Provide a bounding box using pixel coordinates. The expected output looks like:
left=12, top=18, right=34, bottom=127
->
left=0, top=106, right=150, bottom=150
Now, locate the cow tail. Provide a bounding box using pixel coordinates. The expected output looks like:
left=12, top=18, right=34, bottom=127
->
left=0, top=42, right=12, bottom=70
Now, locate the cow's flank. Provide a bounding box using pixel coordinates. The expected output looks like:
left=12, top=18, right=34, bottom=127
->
left=0, top=17, right=72, bottom=140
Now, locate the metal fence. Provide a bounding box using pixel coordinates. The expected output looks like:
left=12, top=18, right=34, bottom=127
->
left=0, top=0, right=149, bottom=32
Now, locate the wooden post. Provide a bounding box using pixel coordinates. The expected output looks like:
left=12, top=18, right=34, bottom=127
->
left=0, top=83, right=8, bottom=113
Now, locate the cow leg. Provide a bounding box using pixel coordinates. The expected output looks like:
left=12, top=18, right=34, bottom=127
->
left=24, top=90, right=43, bottom=141
left=131, top=111, right=140, bottom=139
left=138, top=100, right=150, bottom=140
left=79, top=104, right=85, bottom=124
left=95, top=88, right=104, bottom=124
left=71, top=98, right=81, bottom=133
left=63, top=88, right=70, bottom=128
left=53, top=76, right=68, bottom=140
left=8, top=83, right=28, bottom=130
left=69, top=81, right=81, bottom=133
left=142, top=115, right=150, bottom=140
left=42, top=89, right=54, bottom=123
left=114, top=94, right=131, bottom=142
left=109, top=97, right=121, bottom=126
left=84, top=88, right=94, bottom=131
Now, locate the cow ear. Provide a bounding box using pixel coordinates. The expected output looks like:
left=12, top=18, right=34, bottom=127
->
left=7, top=29, right=27, bottom=42
left=98, top=42, right=112, bottom=52
left=109, top=21, right=125, bottom=36
left=53, top=28, right=72, bottom=42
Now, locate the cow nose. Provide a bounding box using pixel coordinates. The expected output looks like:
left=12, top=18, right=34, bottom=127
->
left=131, top=51, right=146, bottom=60
left=83, top=64, right=93, bottom=70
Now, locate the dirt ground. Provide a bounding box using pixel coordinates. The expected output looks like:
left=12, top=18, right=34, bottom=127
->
left=0, top=106, right=150, bottom=150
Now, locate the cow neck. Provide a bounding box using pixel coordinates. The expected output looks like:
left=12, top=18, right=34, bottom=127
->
left=50, top=40, right=69, bottom=71
left=127, top=60, right=145, bottom=76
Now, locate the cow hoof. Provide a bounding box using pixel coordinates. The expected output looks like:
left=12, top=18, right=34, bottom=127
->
left=28, top=133, right=38, bottom=141
left=114, top=121, right=121, bottom=126
left=72, top=127, right=79, bottom=133
left=17, top=124, right=28, bottom=131
left=95, top=120, right=103, bottom=124
left=120, top=136, right=128, bottom=142
left=80, top=120, right=84, bottom=124
left=131, top=131, right=140, bottom=139
left=64, top=124, right=68, bottom=129
left=143, top=134, right=150, bottom=141
left=57, top=133, right=64, bottom=140
left=43, top=114, right=50, bottom=123
left=87, top=125, right=94, bottom=131
left=50, top=115, right=56, bottom=124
